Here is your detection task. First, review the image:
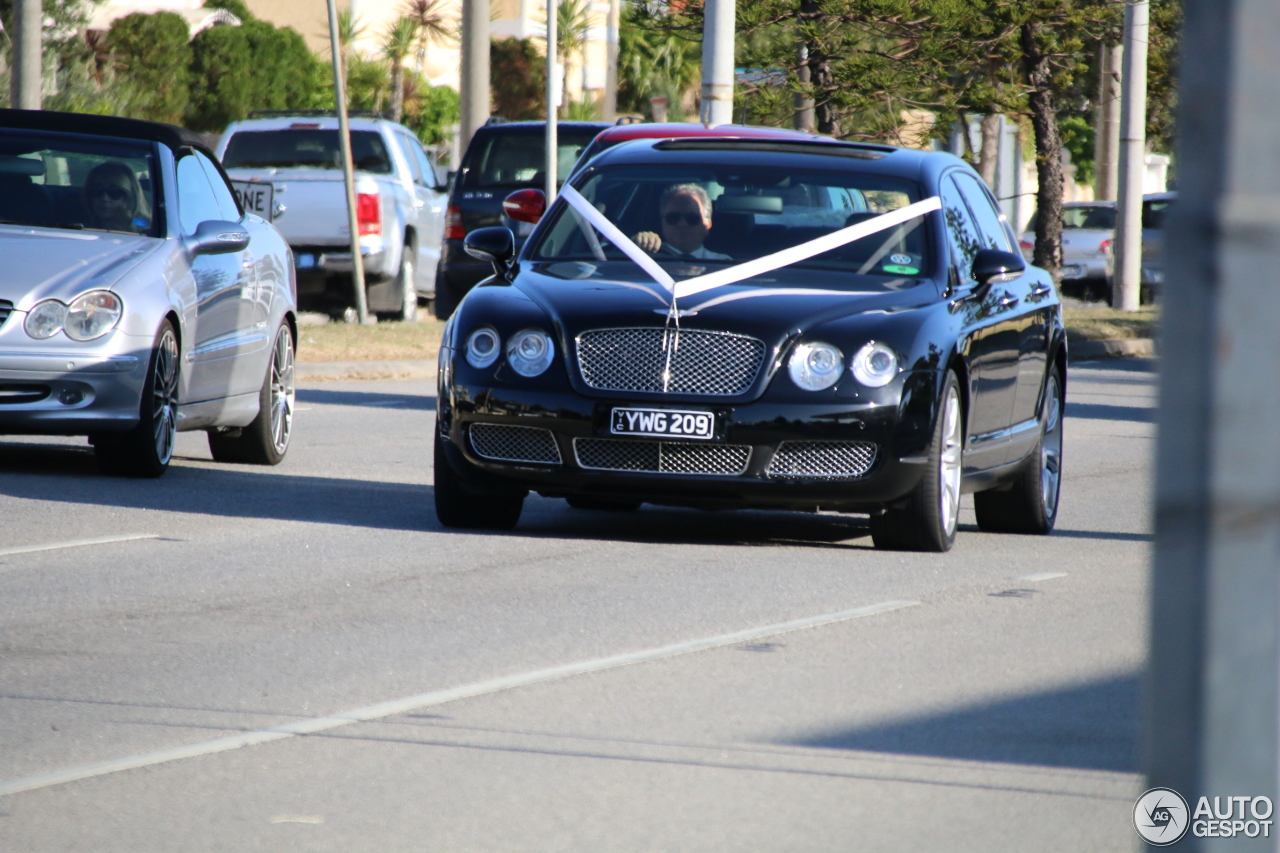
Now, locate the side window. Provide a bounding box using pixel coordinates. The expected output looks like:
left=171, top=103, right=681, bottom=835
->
left=953, top=172, right=1012, bottom=251
left=940, top=176, right=984, bottom=286
left=196, top=152, right=241, bottom=221
left=395, top=133, right=425, bottom=185
left=411, top=141, right=438, bottom=189
left=176, top=155, right=223, bottom=235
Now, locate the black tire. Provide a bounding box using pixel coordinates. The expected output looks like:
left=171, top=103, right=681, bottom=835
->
left=431, top=267, right=458, bottom=320
left=208, top=323, right=296, bottom=465
left=434, top=432, right=523, bottom=529
left=95, top=320, right=179, bottom=478
left=974, top=369, right=1063, bottom=534
left=566, top=496, right=642, bottom=512
left=381, top=244, right=418, bottom=322
left=870, top=370, right=963, bottom=552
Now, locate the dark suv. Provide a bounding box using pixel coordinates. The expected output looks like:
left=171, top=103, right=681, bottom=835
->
left=434, top=120, right=610, bottom=317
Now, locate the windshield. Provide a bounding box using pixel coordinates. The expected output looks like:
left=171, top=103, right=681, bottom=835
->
left=461, top=128, right=603, bottom=188
left=1025, top=206, right=1116, bottom=231
left=532, top=164, right=930, bottom=282
left=0, top=130, right=161, bottom=236
left=222, top=129, right=393, bottom=173
left=1143, top=198, right=1173, bottom=229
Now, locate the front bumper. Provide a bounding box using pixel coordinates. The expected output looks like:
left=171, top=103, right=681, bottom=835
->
left=439, top=372, right=942, bottom=512
left=0, top=343, right=148, bottom=435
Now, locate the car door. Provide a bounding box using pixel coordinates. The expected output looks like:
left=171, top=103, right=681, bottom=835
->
left=177, top=152, right=244, bottom=404
left=394, top=131, right=442, bottom=282
left=940, top=173, right=1021, bottom=470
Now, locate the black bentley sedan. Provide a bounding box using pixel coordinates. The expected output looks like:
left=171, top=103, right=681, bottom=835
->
left=434, top=138, right=1065, bottom=551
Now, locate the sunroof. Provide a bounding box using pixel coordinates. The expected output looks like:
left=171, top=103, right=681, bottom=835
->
left=652, top=139, right=891, bottom=159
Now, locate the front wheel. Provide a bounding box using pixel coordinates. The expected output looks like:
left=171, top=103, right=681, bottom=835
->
left=96, top=320, right=179, bottom=478
left=208, top=323, right=296, bottom=465
left=870, top=371, right=963, bottom=552
left=434, top=432, right=523, bottom=529
left=386, top=245, right=418, bottom=322
left=974, top=369, right=1063, bottom=534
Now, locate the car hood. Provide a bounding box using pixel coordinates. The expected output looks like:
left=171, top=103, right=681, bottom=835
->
left=0, top=227, right=162, bottom=309
left=514, top=261, right=938, bottom=347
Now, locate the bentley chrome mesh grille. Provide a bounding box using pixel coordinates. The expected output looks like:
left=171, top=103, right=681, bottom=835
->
left=766, top=441, right=878, bottom=479
left=574, top=438, right=751, bottom=476
left=470, top=423, right=562, bottom=464
left=576, top=328, right=766, bottom=396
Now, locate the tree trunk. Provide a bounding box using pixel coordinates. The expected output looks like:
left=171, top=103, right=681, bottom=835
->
left=978, top=112, right=1000, bottom=189
left=1021, top=22, right=1063, bottom=276
left=390, top=61, right=405, bottom=122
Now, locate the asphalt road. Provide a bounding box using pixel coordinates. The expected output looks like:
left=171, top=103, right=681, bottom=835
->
left=0, top=358, right=1155, bottom=852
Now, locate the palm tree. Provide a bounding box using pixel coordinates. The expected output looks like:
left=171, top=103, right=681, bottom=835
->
left=403, top=0, right=454, bottom=75
left=383, top=16, right=417, bottom=122
left=555, top=0, right=592, bottom=117
left=336, top=9, right=367, bottom=77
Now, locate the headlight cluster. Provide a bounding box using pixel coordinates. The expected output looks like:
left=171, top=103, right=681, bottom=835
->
left=24, top=291, right=123, bottom=341
left=788, top=340, right=900, bottom=391
left=464, top=326, right=555, bottom=377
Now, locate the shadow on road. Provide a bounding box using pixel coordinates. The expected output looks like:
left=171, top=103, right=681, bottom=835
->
left=1065, top=402, right=1154, bottom=423
left=296, top=389, right=435, bottom=410
left=781, top=673, right=1139, bottom=772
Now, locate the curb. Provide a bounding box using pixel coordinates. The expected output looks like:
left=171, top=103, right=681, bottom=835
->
left=295, top=338, right=1155, bottom=382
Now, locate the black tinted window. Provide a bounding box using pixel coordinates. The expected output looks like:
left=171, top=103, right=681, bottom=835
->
left=222, top=129, right=393, bottom=173
left=461, top=128, right=604, bottom=188
left=940, top=176, right=983, bottom=286
left=952, top=172, right=1012, bottom=251
left=1143, top=199, right=1173, bottom=229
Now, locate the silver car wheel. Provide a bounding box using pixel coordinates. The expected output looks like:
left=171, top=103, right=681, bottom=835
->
left=269, top=327, right=296, bottom=454
left=151, top=329, right=179, bottom=466
left=938, top=385, right=963, bottom=536
left=1040, top=373, right=1063, bottom=515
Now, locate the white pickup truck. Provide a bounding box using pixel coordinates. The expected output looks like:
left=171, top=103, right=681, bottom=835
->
left=217, top=112, right=447, bottom=320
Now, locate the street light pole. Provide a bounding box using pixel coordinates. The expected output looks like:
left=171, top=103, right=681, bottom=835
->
left=459, top=0, right=491, bottom=155
left=546, top=0, right=558, bottom=203
left=603, top=0, right=621, bottom=122
left=699, top=0, right=735, bottom=126
left=326, top=0, right=369, bottom=324
left=1112, top=0, right=1149, bottom=310
left=10, top=0, right=42, bottom=110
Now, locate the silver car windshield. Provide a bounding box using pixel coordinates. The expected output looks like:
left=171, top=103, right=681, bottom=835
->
left=0, top=130, right=161, bottom=236
left=532, top=165, right=929, bottom=278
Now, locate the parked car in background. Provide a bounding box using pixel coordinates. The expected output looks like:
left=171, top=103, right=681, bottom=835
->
left=1134, top=192, right=1175, bottom=299
left=0, top=109, right=298, bottom=477
left=564, top=122, right=823, bottom=180
left=1020, top=201, right=1115, bottom=300
left=433, top=119, right=611, bottom=318
left=217, top=111, right=446, bottom=321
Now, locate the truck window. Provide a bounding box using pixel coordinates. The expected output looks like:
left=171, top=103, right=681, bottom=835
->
left=222, top=130, right=393, bottom=174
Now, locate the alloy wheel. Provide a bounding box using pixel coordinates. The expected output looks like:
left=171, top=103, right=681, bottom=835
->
left=938, top=386, right=963, bottom=536
left=151, top=330, right=179, bottom=465
left=1040, top=374, right=1063, bottom=516
left=270, top=327, right=296, bottom=454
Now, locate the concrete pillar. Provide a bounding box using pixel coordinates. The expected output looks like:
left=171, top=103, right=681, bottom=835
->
left=1112, top=1, right=1149, bottom=310
left=10, top=0, right=42, bottom=110
left=699, top=0, right=735, bottom=126
left=459, top=0, right=491, bottom=155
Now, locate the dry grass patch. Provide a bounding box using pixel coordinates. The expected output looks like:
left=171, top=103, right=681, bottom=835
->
left=1063, top=303, right=1158, bottom=342
left=295, top=316, right=446, bottom=362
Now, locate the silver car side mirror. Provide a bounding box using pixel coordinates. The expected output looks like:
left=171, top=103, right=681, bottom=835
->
left=186, top=220, right=249, bottom=257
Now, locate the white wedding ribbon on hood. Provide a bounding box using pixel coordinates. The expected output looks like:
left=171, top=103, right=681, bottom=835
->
left=558, top=184, right=942, bottom=301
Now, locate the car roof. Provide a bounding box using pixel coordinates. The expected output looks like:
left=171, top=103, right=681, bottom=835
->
left=476, top=120, right=613, bottom=133
left=590, top=122, right=818, bottom=143
left=0, top=108, right=209, bottom=154
left=222, top=115, right=396, bottom=133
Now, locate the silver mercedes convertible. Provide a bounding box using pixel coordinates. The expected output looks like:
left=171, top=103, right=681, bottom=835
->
left=0, top=109, right=298, bottom=476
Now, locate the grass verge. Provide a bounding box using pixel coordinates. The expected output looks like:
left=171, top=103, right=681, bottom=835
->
left=1062, top=302, right=1159, bottom=342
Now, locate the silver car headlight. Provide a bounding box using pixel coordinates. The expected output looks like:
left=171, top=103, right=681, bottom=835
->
left=506, top=329, right=554, bottom=377
left=851, top=341, right=899, bottom=388
left=64, top=291, right=123, bottom=341
left=24, top=300, right=67, bottom=339
left=465, top=326, right=501, bottom=369
left=788, top=341, right=844, bottom=391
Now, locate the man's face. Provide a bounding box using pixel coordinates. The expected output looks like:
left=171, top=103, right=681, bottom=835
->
left=660, top=191, right=711, bottom=254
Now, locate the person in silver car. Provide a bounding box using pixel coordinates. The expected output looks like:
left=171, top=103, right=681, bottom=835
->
left=83, top=161, right=151, bottom=234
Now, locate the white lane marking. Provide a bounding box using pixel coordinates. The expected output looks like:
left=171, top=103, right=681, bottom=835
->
left=0, top=599, right=918, bottom=798
left=1015, top=572, right=1067, bottom=583
left=0, top=534, right=160, bottom=560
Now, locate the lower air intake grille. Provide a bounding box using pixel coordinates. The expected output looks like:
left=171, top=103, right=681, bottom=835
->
left=766, top=441, right=878, bottom=479
left=470, top=423, right=562, bottom=464
left=0, top=301, right=12, bottom=329
left=574, top=438, right=750, bottom=476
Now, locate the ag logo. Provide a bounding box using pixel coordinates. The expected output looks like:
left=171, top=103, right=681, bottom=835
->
left=1135, top=787, right=1190, bottom=846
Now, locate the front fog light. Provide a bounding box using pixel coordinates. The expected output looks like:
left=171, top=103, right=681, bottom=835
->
left=25, top=300, right=67, bottom=339
left=506, top=329, right=555, bottom=377
left=64, top=291, right=123, bottom=341
left=788, top=341, right=844, bottom=391
left=851, top=341, right=899, bottom=387
left=465, top=326, right=501, bottom=369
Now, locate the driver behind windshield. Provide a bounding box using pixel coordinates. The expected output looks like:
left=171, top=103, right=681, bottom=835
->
left=632, top=183, right=730, bottom=261
left=84, top=161, right=150, bottom=234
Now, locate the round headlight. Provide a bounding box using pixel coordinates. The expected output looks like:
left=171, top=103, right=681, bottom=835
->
left=788, top=341, right=844, bottom=391
left=851, top=341, right=899, bottom=388
left=64, top=291, right=123, bottom=341
left=506, top=329, right=555, bottom=377
left=465, top=326, right=501, bottom=369
left=24, top=300, right=67, bottom=339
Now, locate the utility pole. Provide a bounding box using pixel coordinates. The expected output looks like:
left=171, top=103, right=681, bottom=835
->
left=1145, top=0, right=1280, bottom=830
left=603, top=0, right=620, bottom=122
left=459, top=0, right=491, bottom=156
left=326, top=0, right=369, bottom=324
left=10, top=0, right=42, bottom=109
left=1111, top=0, right=1148, bottom=310
left=793, top=43, right=814, bottom=132
left=1094, top=41, right=1122, bottom=200
left=545, top=0, right=558, bottom=202
left=699, top=0, right=735, bottom=127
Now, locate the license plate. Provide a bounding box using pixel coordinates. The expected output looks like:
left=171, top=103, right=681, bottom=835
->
left=610, top=407, right=716, bottom=440
left=232, top=181, right=274, bottom=219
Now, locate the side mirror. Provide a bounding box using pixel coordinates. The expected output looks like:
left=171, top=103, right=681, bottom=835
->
left=503, top=188, right=546, bottom=224
left=186, top=220, right=249, bottom=257
left=464, top=226, right=515, bottom=276
left=971, top=248, right=1025, bottom=288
